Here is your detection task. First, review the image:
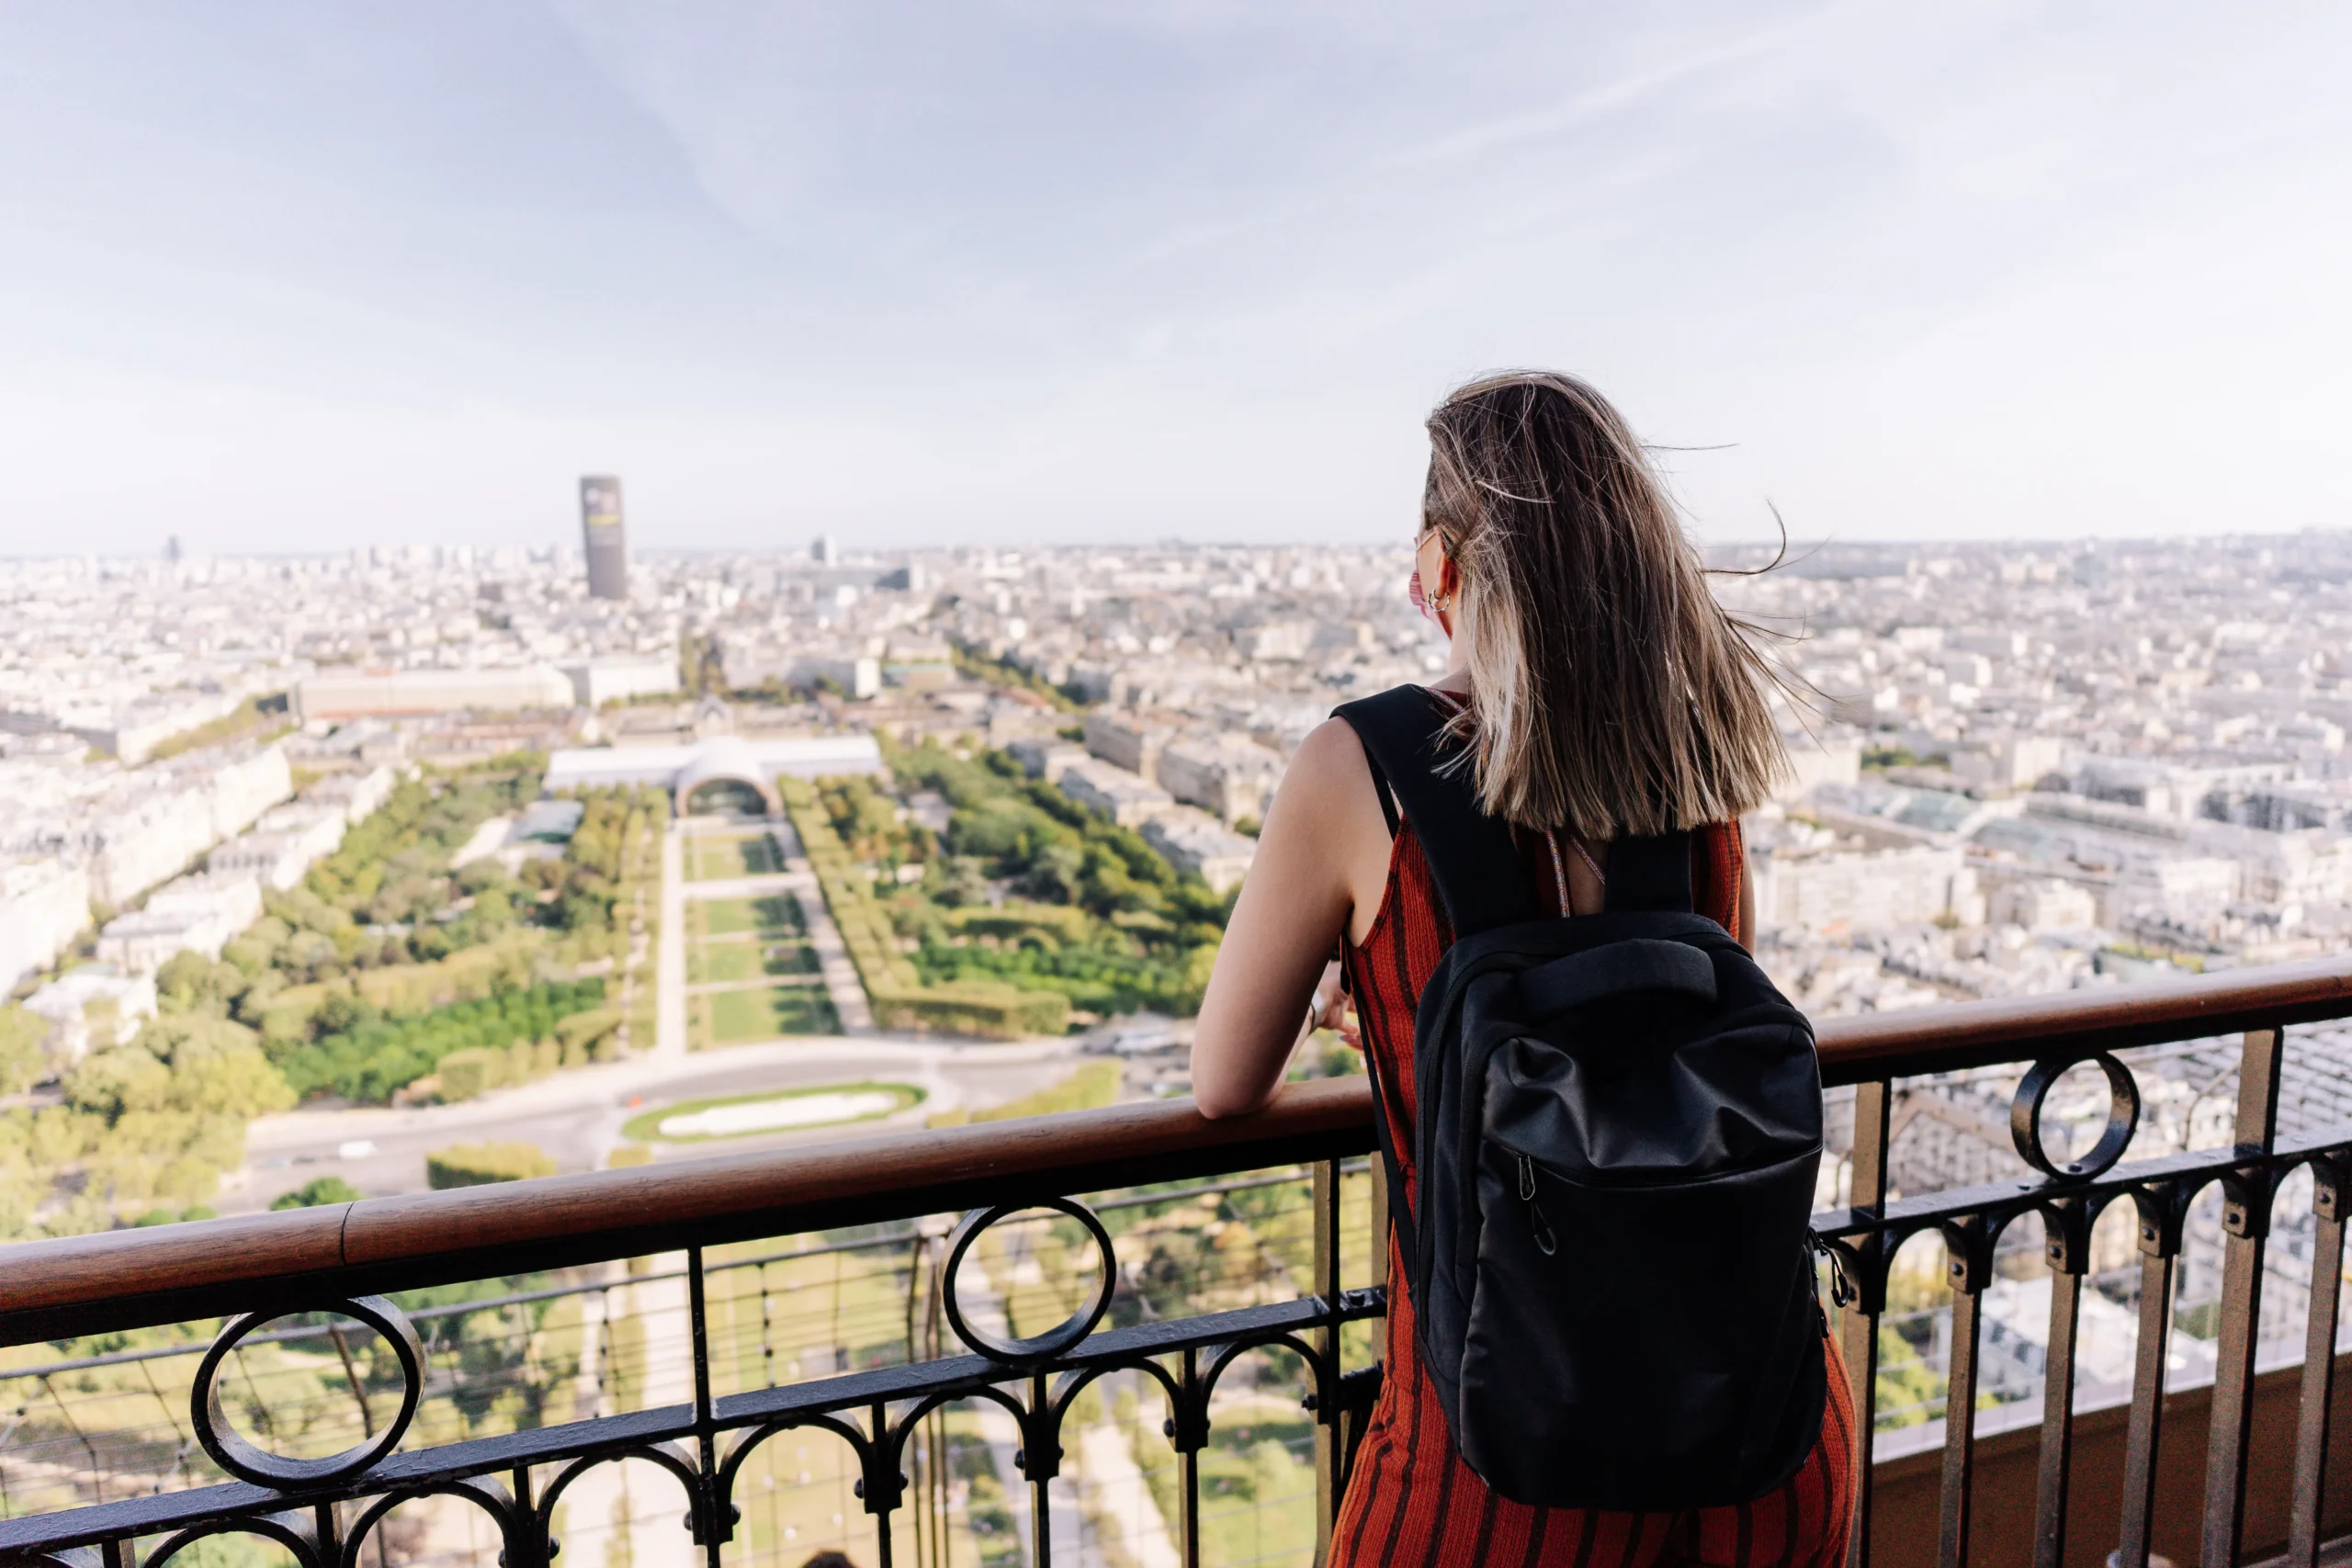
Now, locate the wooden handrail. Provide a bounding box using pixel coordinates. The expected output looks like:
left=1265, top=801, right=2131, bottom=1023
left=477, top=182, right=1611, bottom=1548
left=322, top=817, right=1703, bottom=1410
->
left=4, top=954, right=2349, bottom=1348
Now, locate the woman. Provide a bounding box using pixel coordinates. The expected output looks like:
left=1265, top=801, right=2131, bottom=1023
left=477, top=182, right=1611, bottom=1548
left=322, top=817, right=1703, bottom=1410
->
left=1190, top=371, right=1854, bottom=1567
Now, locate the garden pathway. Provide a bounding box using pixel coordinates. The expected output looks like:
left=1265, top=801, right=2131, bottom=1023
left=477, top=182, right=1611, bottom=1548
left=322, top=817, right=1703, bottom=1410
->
left=656, top=818, right=685, bottom=1060
left=759, top=816, right=875, bottom=1035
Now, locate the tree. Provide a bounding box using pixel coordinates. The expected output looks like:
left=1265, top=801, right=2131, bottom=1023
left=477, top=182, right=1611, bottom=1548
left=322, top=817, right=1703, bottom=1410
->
left=126, top=1013, right=296, bottom=1120
left=272, top=1175, right=361, bottom=1209
left=156, top=953, right=245, bottom=1017
left=0, top=1006, right=52, bottom=1096
left=65, top=1048, right=173, bottom=1121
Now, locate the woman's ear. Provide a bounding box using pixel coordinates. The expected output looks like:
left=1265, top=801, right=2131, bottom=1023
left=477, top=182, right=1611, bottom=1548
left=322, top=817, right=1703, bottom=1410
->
left=1434, top=552, right=1462, bottom=601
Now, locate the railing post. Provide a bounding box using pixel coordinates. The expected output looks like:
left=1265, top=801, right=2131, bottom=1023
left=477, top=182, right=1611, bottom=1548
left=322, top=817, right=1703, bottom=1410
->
left=688, top=1245, right=726, bottom=1568
left=1843, top=1079, right=1892, bottom=1568
left=1939, top=1217, right=1992, bottom=1568
left=1178, top=1346, right=1203, bottom=1568
left=2118, top=1182, right=2186, bottom=1568
left=2287, top=1156, right=2346, bottom=1568
left=2033, top=1198, right=2091, bottom=1568
left=1312, top=1158, right=1342, bottom=1567
left=2202, top=1026, right=2286, bottom=1568
left=1030, top=1370, right=1054, bottom=1568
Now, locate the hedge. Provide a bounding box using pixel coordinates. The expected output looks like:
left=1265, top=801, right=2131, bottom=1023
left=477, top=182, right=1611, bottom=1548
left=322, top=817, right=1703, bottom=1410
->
left=426, top=1142, right=557, bottom=1189
left=781, top=778, right=1068, bottom=1040
left=555, top=1007, right=622, bottom=1053
left=277, top=977, right=606, bottom=1102
left=261, top=937, right=544, bottom=1043
left=869, top=981, right=1069, bottom=1039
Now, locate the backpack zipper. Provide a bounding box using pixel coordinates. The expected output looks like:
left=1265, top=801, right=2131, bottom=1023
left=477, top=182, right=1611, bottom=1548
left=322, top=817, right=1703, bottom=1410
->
left=1517, top=1153, right=1557, bottom=1257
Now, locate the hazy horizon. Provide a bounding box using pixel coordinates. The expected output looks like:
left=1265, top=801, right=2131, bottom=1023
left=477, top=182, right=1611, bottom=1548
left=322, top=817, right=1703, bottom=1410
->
left=3, top=4, right=2348, bottom=557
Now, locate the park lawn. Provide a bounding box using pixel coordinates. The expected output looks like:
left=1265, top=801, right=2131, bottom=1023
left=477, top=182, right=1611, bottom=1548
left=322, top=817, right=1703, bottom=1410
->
left=692, top=895, right=805, bottom=938
left=690, top=940, right=820, bottom=984
left=696, top=985, right=842, bottom=1045
left=688, top=833, right=783, bottom=882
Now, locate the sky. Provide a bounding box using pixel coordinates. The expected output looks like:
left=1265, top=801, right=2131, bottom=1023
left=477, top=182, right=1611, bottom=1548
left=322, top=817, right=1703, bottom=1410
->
left=1, top=2, right=2348, bottom=556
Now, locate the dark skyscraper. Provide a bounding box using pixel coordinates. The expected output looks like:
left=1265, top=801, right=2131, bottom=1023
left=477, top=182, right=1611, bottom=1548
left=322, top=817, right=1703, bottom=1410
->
left=580, top=476, right=628, bottom=600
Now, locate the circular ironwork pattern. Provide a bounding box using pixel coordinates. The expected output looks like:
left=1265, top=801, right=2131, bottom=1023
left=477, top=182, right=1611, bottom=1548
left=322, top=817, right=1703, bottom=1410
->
left=2010, top=1053, right=2141, bottom=1181
left=941, top=1197, right=1117, bottom=1364
left=191, top=1295, right=424, bottom=1488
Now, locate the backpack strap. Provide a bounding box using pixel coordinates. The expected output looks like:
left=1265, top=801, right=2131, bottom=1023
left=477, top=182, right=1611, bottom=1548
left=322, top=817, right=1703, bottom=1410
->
left=1330, top=686, right=1534, bottom=937
left=1605, top=830, right=1695, bottom=914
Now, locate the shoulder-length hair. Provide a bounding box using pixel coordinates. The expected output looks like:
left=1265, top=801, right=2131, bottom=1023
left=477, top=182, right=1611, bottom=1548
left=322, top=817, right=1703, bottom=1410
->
left=1424, top=370, right=1785, bottom=837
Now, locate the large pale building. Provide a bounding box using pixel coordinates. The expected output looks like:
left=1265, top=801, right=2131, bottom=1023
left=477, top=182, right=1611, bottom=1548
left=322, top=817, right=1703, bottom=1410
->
left=543, top=734, right=885, bottom=815
left=1750, top=842, right=1974, bottom=933
left=296, top=666, right=576, bottom=721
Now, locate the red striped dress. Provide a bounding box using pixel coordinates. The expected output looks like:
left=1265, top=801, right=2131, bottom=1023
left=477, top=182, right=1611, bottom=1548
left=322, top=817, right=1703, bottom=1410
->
left=1332, top=817, right=1856, bottom=1568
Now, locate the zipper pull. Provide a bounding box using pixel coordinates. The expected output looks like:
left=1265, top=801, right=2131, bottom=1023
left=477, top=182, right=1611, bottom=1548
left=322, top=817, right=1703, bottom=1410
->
left=1518, top=1154, right=1556, bottom=1257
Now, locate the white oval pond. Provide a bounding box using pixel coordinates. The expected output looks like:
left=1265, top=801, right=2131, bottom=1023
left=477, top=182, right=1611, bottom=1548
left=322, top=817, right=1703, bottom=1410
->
left=658, top=1090, right=904, bottom=1140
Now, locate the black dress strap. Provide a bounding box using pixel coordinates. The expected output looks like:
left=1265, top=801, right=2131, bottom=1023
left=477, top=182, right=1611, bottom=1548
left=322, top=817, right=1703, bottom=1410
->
left=1330, top=686, right=1533, bottom=937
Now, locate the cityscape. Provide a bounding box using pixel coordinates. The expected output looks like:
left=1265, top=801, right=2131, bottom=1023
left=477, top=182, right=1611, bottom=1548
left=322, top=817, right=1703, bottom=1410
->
left=8, top=5, right=2352, bottom=1564
left=6, top=498, right=2352, bottom=1563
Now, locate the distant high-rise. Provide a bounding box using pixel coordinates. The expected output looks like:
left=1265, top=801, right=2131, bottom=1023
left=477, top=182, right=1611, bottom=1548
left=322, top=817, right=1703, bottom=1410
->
left=812, top=533, right=838, bottom=566
left=580, top=476, right=628, bottom=600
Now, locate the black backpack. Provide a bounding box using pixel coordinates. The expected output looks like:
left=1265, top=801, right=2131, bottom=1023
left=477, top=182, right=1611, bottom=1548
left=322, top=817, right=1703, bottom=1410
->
left=1333, top=686, right=1827, bottom=1513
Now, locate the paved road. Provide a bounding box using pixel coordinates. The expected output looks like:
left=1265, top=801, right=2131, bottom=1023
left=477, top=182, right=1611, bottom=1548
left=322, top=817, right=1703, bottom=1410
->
left=227, top=1035, right=1086, bottom=1213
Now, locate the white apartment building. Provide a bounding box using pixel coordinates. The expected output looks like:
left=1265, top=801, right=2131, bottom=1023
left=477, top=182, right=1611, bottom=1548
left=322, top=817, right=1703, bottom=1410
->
left=23, top=968, right=157, bottom=1062
left=1988, top=877, right=2099, bottom=931
left=1751, top=842, right=1974, bottom=932
left=1157, top=735, right=1283, bottom=826
left=1083, top=709, right=1173, bottom=778
left=1141, top=810, right=1257, bottom=893
left=715, top=634, right=882, bottom=700
left=562, top=654, right=680, bottom=707
left=79, top=742, right=290, bottom=908
left=1058, top=761, right=1176, bottom=828
left=300, top=764, right=398, bottom=826
left=95, top=871, right=265, bottom=974
left=1, top=859, right=92, bottom=994
left=1008, top=738, right=1089, bottom=784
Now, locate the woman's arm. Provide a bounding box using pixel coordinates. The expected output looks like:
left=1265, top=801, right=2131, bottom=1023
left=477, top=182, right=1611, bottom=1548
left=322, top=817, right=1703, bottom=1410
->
left=1190, top=718, right=1387, bottom=1118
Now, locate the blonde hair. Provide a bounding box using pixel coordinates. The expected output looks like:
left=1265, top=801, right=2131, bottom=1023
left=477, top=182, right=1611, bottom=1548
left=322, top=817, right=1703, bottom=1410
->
left=1424, top=370, right=1786, bottom=837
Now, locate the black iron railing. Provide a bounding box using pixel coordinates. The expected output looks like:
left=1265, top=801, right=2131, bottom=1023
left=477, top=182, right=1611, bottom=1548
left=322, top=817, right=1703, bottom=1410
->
left=1, top=955, right=2351, bottom=1568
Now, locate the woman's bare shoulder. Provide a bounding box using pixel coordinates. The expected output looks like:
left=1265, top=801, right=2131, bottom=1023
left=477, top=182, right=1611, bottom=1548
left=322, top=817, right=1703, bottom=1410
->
left=1282, top=717, right=1375, bottom=806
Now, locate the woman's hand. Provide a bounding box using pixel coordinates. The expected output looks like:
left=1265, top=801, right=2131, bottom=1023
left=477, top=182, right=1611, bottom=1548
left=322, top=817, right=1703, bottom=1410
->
left=1307, top=959, right=1359, bottom=1048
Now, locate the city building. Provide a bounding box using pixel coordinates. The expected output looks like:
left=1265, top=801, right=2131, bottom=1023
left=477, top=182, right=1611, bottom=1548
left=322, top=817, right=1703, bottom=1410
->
left=1141, top=810, right=1257, bottom=893
left=296, top=666, right=576, bottom=720
left=1058, top=760, right=1177, bottom=827
left=21, top=967, right=156, bottom=1062
left=1157, top=735, right=1283, bottom=825
left=562, top=654, right=680, bottom=707
left=581, top=475, right=628, bottom=601
left=1, top=859, right=91, bottom=994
